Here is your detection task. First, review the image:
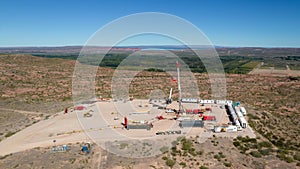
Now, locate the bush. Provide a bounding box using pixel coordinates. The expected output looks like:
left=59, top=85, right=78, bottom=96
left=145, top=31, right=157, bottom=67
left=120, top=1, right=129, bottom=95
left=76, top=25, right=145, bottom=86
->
left=197, top=150, right=204, bottom=156
left=240, top=145, right=250, bottom=152
left=160, top=146, right=169, bottom=154
left=259, top=148, right=273, bottom=156
left=233, top=141, right=240, bottom=147
left=166, top=159, right=176, bottom=168
left=179, top=162, right=187, bottom=168
left=284, top=156, right=294, bottom=163
left=250, top=151, right=262, bottom=158
left=223, top=162, right=232, bottom=167
left=214, top=154, right=221, bottom=161
left=189, top=149, right=197, bottom=156
left=294, top=152, right=300, bottom=161
left=259, top=141, right=272, bottom=148
left=273, top=139, right=285, bottom=147
left=4, top=131, right=16, bottom=138
left=248, top=114, right=259, bottom=120
left=199, top=166, right=209, bottom=169
left=278, top=153, right=294, bottom=163
left=218, top=152, right=226, bottom=158
left=277, top=149, right=289, bottom=155
left=182, top=139, right=193, bottom=151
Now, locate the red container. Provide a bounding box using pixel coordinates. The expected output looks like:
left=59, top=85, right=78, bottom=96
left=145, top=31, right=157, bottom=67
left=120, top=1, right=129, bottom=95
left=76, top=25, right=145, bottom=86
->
left=203, top=115, right=216, bottom=121
left=74, top=106, right=85, bottom=110
left=193, top=109, right=199, bottom=113
left=186, top=109, right=192, bottom=113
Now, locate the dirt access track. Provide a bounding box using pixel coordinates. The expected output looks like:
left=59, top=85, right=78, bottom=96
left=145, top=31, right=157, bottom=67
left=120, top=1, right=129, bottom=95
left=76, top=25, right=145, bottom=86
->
left=0, top=110, right=87, bottom=156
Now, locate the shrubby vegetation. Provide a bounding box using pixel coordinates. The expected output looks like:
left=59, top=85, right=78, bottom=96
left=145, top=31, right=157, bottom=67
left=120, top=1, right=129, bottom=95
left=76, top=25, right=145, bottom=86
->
left=32, top=52, right=265, bottom=74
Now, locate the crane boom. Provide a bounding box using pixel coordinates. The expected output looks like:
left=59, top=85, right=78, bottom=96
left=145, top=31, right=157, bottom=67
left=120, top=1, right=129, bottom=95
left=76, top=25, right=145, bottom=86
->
left=166, top=88, right=173, bottom=104
left=169, top=88, right=173, bottom=99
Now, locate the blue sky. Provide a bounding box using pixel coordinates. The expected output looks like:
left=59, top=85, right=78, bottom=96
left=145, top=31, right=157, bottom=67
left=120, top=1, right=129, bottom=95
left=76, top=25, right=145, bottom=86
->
left=0, top=0, right=300, bottom=47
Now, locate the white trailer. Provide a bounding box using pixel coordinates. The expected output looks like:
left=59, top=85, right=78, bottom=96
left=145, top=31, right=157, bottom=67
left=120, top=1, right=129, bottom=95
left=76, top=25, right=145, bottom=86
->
left=181, top=98, right=198, bottom=103
left=235, top=110, right=247, bottom=128
left=239, top=117, right=247, bottom=128
left=199, top=100, right=214, bottom=104
left=214, top=125, right=237, bottom=133
left=227, top=104, right=242, bottom=130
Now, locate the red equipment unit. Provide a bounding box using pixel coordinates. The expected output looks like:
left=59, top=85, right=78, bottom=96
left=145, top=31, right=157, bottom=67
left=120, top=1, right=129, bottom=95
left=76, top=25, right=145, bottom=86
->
left=186, top=109, right=193, bottom=113
left=186, top=109, right=202, bottom=114
left=193, top=109, right=200, bottom=114
left=124, top=117, right=128, bottom=128
left=157, top=116, right=164, bottom=120
left=203, top=115, right=216, bottom=121
left=75, top=106, right=85, bottom=110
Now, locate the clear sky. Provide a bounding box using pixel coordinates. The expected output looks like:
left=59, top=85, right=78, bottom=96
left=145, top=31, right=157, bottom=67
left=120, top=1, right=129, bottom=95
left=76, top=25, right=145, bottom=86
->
left=1, top=0, right=300, bottom=47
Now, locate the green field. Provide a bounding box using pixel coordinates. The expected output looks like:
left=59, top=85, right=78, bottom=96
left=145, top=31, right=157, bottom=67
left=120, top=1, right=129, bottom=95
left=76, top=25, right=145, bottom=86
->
left=31, top=51, right=300, bottom=74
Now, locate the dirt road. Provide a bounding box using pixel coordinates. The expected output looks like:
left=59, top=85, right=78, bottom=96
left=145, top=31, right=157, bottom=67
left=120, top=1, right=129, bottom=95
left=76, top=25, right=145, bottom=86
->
left=0, top=110, right=88, bottom=156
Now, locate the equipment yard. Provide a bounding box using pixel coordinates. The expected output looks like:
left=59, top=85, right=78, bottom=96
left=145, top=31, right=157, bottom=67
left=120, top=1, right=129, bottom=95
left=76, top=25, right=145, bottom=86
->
left=0, top=97, right=255, bottom=157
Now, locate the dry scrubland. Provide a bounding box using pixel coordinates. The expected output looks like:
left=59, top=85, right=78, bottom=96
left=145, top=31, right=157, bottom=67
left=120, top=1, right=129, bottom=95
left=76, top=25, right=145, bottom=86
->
left=0, top=54, right=300, bottom=168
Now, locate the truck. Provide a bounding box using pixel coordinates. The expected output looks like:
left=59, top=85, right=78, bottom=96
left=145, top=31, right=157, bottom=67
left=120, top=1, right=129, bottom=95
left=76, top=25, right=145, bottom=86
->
left=214, top=125, right=237, bottom=133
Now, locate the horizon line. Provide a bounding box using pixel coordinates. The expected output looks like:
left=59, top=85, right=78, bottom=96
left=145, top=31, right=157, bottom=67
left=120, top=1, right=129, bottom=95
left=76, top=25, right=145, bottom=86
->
left=0, top=45, right=300, bottom=49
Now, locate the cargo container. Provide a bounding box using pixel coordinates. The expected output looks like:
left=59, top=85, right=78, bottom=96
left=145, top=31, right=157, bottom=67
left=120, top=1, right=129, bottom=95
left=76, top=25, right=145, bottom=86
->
left=199, top=100, right=214, bottom=104
left=166, top=109, right=174, bottom=113
left=226, top=104, right=241, bottom=127
left=234, top=108, right=248, bottom=128
left=186, top=109, right=193, bottom=113
left=126, top=124, right=153, bottom=130
left=203, top=115, right=216, bottom=121
left=181, top=98, right=198, bottom=103
left=179, top=120, right=204, bottom=128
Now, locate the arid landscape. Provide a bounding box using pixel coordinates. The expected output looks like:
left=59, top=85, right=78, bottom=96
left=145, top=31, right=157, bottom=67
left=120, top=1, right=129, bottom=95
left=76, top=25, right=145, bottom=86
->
left=0, top=49, right=299, bottom=168
left=2, top=0, right=300, bottom=168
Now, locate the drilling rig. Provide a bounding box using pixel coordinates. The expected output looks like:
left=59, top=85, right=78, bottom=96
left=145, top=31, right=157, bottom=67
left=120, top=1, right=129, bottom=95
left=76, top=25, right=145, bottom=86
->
left=176, top=61, right=184, bottom=113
